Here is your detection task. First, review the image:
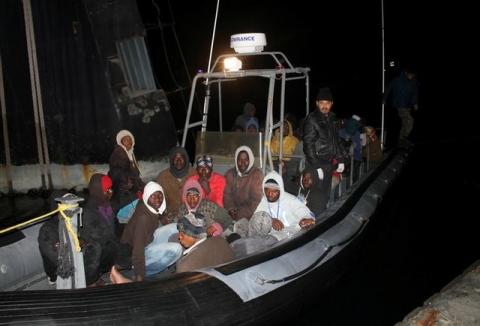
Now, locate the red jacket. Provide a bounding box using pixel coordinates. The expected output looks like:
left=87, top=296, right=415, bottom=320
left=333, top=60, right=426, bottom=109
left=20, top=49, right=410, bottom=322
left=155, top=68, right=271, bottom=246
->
left=189, top=172, right=226, bottom=208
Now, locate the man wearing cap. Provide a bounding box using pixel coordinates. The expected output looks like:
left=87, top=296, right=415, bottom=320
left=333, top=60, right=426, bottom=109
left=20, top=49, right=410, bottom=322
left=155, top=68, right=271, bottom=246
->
left=302, top=87, right=348, bottom=210
left=224, top=146, right=264, bottom=221
left=176, top=215, right=234, bottom=273
left=188, top=155, right=226, bottom=208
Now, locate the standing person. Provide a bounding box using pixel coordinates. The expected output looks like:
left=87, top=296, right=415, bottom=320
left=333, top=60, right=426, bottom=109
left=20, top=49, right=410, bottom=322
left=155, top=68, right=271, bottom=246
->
left=108, top=130, right=144, bottom=206
left=121, top=181, right=182, bottom=281
left=383, top=67, right=419, bottom=145
left=156, top=146, right=196, bottom=220
left=302, top=87, right=348, bottom=210
left=224, top=146, right=264, bottom=221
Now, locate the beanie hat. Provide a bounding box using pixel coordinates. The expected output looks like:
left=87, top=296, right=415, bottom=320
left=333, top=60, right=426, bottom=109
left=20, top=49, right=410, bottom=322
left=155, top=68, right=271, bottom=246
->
left=316, top=87, right=333, bottom=101
left=196, top=155, right=213, bottom=168
left=177, top=214, right=207, bottom=239
left=248, top=211, right=272, bottom=237
left=100, top=175, right=113, bottom=193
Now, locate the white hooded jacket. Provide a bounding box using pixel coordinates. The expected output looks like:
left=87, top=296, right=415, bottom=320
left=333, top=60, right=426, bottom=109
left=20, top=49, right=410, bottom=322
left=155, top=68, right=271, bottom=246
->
left=255, top=171, right=314, bottom=240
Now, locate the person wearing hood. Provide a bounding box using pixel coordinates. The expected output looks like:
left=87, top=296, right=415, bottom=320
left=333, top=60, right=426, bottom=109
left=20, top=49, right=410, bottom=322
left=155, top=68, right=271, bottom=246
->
left=296, top=167, right=328, bottom=218
left=224, top=146, right=264, bottom=221
left=121, top=181, right=182, bottom=281
left=108, top=130, right=144, bottom=202
left=176, top=178, right=233, bottom=234
left=233, top=102, right=258, bottom=130
left=79, top=173, right=129, bottom=286
left=255, top=171, right=315, bottom=241
left=270, top=120, right=300, bottom=160
left=156, top=146, right=196, bottom=219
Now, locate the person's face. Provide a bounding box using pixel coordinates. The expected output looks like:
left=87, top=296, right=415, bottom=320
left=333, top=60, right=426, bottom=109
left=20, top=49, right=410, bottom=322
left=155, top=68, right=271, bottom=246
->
left=316, top=100, right=333, bottom=115
left=121, top=136, right=133, bottom=151
left=148, top=191, right=164, bottom=210
left=302, top=172, right=313, bottom=190
left=186, top=192, right=200, bottom=209
left=237, top=151, right=250, bottom=173
left=249, top=108, right=256, bottom=117
left=264, top=187, right=280, bottom=203
left=247, top=125, right=257, bottom=133
left=104, top=187, right=113, bottom=201
left=172, top=153, right=186, bottom=171
left=178, top=232, right=197, bottom=248
left=197, top=165, right=212, bottom=179
left=406, top=72, right=415, bottom=80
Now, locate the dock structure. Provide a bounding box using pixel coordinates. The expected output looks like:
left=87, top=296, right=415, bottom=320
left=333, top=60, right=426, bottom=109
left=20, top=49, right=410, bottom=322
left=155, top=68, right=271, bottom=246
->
left=396, top=260, right=480, bottom=326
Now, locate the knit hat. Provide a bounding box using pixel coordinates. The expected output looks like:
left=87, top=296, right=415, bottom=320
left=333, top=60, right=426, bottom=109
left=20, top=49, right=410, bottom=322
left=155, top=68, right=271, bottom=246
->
left=177, top=215, right=207, bottom=239
left=245, top=117, right=259, bottom=132
left=100, top=175, right=113, bottom=193
left=209, top=222, right=224, bottom=237
left=248, top=211, right=272, bottom=237
left=316, top=87, right=333, bottom=101
left=196, top=155, right=213, bottom=168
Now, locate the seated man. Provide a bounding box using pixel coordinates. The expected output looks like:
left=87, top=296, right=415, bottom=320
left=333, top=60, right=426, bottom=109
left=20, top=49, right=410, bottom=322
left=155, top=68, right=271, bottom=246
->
left=188, top=155, right=226, bottom=208
left=121, top=181, right=183, bottom=281
left=296, top=167, right=328, bottom=218
left=176, top=179, right=233, bottom=234
left=255, top=171, right=315, bottom=241
left=156, top=146, right=196, bottom=220
left=176, top=215, right=234, bottom=273
left=110, top=215, right=234, bottom=283
left=224, top=146, right=264, bottom=221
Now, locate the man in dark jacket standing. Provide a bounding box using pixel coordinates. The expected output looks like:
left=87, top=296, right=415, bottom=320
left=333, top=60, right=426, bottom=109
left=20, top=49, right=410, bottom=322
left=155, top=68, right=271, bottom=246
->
left=302, top=87, right=347, bottom=211
left=383, top=68, right=419, bottom=145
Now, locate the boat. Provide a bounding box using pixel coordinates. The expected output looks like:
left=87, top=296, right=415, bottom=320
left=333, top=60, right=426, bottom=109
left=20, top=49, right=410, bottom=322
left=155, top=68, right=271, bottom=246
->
left=0, top=30, right=411, bottom=324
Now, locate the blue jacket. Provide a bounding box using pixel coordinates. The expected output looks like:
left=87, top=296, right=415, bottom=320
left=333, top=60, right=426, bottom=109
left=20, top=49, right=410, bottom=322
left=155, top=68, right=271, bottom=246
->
left=384, top=71, right=418, bottom=109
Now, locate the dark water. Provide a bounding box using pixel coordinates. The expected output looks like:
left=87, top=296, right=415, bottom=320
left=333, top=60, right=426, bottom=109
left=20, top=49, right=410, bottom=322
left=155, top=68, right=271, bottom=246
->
left=295, top=140, right=480, bottom=325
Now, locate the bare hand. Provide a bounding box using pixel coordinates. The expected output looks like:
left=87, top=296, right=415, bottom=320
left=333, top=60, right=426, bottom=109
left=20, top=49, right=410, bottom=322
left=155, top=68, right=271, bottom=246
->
left=199, top=178, right=211, bottom=194
left=207, top=225, right=216, bottom=237
left=299, top=218, right=315, bottom=229
left=271, top=218, right=284, bottom=231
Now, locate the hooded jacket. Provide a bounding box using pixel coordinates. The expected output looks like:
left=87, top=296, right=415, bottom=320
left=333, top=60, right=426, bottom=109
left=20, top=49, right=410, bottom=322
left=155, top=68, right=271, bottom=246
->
left=177, top=178, right=232, bottom=230
left=224, top=146, right=264, bottom=220
left=297, top=167, right=328, bottom=217
left=108, top=130, right=144, bottom=193
left=156, top=146, right=196, bottom=216
left=255, top=171, right=314, bottom=240
left=121, top=181, right=166, bottom=277
left=270, top=120, right=300, bottom=160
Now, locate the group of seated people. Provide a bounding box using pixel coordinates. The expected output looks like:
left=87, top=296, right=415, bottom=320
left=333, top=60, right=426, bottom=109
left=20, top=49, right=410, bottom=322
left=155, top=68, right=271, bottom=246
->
left=38, top=122, right=380, bottom=286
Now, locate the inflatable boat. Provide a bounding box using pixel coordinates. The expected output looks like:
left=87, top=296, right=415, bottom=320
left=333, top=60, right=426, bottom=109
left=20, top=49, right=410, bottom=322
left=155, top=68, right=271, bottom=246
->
left=0, top=35, right=410, bottom=325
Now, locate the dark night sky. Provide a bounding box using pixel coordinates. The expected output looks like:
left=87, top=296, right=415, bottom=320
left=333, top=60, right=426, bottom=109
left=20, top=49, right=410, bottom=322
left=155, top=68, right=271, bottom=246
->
left=138, top=0, right=475, bottom=141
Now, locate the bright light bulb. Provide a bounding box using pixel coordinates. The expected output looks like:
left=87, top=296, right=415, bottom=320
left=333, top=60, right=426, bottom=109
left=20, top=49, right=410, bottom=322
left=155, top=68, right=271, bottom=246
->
left=223, top=57, right=242, bottom=72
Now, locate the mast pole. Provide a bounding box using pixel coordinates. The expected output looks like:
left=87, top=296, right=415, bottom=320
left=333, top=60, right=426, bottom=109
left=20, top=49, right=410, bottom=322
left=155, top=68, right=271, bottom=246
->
left=380, top=0, right=386, bottom=150
left=0, top=53, right=14, bottom=194
left=201, top=0, right=220, bottom=132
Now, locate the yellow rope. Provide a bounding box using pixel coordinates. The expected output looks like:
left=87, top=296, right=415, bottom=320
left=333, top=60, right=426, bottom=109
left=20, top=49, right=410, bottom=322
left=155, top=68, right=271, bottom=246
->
left=0, top=203, right=81, bottom=252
